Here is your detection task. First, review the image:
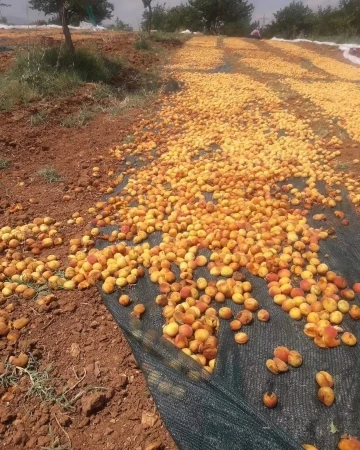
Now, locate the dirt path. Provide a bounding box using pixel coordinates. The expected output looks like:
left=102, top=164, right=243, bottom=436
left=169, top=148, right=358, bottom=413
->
left=1, top=35, right=360, bottom=450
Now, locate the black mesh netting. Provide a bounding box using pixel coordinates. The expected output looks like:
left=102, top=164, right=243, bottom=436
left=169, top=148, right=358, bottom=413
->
left=95, top=174, right=360, bottom=450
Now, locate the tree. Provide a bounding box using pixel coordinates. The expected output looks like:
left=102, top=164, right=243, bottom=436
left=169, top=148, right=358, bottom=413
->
left=188, top=0, right=254, bottom=35
left=312, top=6, right=339, bottom=37
left=0, top=2, right=9, bottom=24
left=109, top=17, right=133, bottom=32
left=338, top=0, right=360, bottom=34
left=266, top=1, right=314, bottom=39
left=141, top=2, right=166, bottom=32
left=165, top=4, right=203, bottom=32
left=29, top=0, right=114, bottom=53
left=142, top=0, right=154, bottom=35
left=141, top=3, right=203, bottom=33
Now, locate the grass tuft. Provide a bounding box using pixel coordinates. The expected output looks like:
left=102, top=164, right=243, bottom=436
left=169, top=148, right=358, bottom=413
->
left=0, top=356, right=72, bottom=410
left=0, top=159, right=9, bottom=170
left=61, top=109, right=94, bottom=128
left=41, top=425, right=70, bottom=450
left=135, top=35, right=152, bottom=51
left=38, top=168, right=62, bottom=183
left=0, top=46, right=124, bottom=110
left=150, top=31, right=187, bottom=45
left=30, top=110, right=48, bottom=126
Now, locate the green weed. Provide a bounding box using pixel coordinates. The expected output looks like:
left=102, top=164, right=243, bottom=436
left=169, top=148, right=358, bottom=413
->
left=60, top=109, right=94, bottom=128
left=135, top=35, right=152, bottom=51
left=0, top=159, right=9, bottom=169
left=37, top=168, right=62, bottom=183
left=30, top=110, right=48, bottom=126
left=0, top=46, right=123, bottom=110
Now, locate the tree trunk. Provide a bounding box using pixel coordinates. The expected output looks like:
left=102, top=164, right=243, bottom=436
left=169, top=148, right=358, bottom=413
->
left=148, top=4, right=152, bottom=36
left=58, top=0, right=75, bottom=54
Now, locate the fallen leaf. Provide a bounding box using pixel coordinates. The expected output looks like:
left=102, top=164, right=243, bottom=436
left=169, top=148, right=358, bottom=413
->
left=330, top=421, right=339, bottom=434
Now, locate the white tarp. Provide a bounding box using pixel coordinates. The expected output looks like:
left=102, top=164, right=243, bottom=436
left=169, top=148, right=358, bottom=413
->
left=271, top=37, right=360, bottom=66
left=0, top=21, right=105, bottom=31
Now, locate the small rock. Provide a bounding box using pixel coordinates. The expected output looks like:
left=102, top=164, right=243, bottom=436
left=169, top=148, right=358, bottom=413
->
left=13, top=430, right=27, bottom=445
left=85, top=362, right=94, bottom=373
left=145, top=440, right=162, bottom=450
left=111, top=373, right=127, bottom=390
left=94, top=361, right=101, bottom=377
left=37, top=436, right=50, bottom=447
left=90, top=320, right=99, bottom=328
left=70, top=343, right=80, bottom=358
left=37, top=413, right=50, bottom=427
left=37, top=425, right=49, bottom=436
left=104, top=427, right=113, bottom=435
left=141, top=412, right=158, bottom=429
left=128, top=354, right=138, bottom=368
left=77, top=417, right=90, bottom=429
left=81, top=393, right=107, bottom=416
left=105, top=388, right=115, bottom=401
left=26, top=437, right=37, bottom=448
left=58, top=414, right=72, bottom=427
left=64, top=303, right=77, bottom=313
left=0, top=407, right=16, bottom=424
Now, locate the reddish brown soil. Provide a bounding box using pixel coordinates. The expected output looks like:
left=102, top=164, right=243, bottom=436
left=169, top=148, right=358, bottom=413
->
left=0, top=30, right=177, bottom=450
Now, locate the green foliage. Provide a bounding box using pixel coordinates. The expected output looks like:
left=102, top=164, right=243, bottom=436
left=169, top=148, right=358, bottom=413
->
left=150, top=31, right=187, bottom=44
left=141, top=0, right=254, bottom=35
left=188, top=0, right=254, bottom=34
left=141, top=2, right=203, bottom=33
left=61, top=109, right=94, bottom=128
left=135, top=35, right=153, bottom=50
left=266, top=0, right=360, bottom=39
left=0, top=159, right=9, bottom=169
left=0, top=46, right=123, bottom=110
left=28, top=0, right=114, bottom=26
left=37, top=168, right=62, bottom=183
left=142, top=2, right=166, bottom=31
left=265, top=1, right=314, bottom=39
left=0, top=75, right=38, bottom=110
left=30, top=110, right=48, bottom=126
left=108, top=17, right=133, bottom=31
left=0, top=1, right=8, bottom=23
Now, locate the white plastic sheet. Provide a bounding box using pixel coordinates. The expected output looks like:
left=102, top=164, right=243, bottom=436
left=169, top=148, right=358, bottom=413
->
left=271, top=37, right=360, bottom=66
left=0, top=21, right=105, bottom=31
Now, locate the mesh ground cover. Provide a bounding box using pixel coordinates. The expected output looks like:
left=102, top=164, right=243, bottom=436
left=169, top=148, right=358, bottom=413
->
left=97, top=178, right=360, bottom=450
left=93, top=37, right=360, bottom=450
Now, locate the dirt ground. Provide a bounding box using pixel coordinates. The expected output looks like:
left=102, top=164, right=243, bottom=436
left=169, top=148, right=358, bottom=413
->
left=0, top=29, right=178, bottom=450
left=0, top=30, right=360, bottom=450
